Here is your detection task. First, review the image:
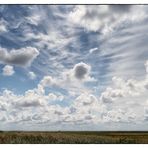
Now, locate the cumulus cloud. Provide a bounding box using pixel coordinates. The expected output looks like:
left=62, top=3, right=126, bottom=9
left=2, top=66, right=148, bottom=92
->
left=0, top=58, right=148, bottom=126
left=2, top=65, right=15, bottom=76
left=102, top=109, right=137, bottom=123
left=100, top=76, right=146, bottom=104
left=73, top=93, right=98, bottom=107
left=0, top=57, right=148, bottom=127
left=0, top=46, right=147, bottom=127
left=99, top=60, right=148, bottom=124
left=0, top=47, right=39, bottom=67
left=73, top=62, right=91, bottom=80
left=65, top=62, right=95, bottom=82
left=16, top=99, right=43, bottom=108
left=100, top=87, right=124, bottom=104
left=48, top=93, right=64, bottom=101
left=0, top=86, right=66, bottom=124
left=28, top=71, right=36, bottom=80
left=39, top=62, right=95, bottom=96
left=0, top=72, right=98, bottom=126
left=40, top=75, right=56, bottom=87
left=0, top=101, right=7, bottom=111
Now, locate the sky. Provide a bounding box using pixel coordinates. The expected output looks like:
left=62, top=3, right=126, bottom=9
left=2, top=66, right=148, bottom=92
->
left=0, top=5, right=148, bottom=131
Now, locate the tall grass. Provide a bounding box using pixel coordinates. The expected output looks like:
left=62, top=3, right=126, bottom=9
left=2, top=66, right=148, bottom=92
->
left=0, top=132, right=148, bottom=144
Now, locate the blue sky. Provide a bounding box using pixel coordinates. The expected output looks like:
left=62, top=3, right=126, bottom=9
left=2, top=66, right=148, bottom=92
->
left=0, top=5, right=148, bottom=131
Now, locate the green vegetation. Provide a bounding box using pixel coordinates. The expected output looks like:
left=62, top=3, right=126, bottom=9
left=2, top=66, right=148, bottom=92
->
left=0, top=131, right=148, bottom=144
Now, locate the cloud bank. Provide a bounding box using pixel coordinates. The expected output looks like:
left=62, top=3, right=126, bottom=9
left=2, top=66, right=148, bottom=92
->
left=0, top=60, right=147, bottom=128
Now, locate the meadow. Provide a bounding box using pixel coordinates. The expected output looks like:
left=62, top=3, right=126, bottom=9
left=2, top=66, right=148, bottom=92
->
left=0, top=131, right=148, bottom=144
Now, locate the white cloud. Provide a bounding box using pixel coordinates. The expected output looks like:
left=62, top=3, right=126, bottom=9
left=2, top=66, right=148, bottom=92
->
left=72, top=62, right=91, bottom=81
left=1, top=5, right=148, bottom=130
left=0, top=56, right=148, bottom=127
left=0, top=47, right=39, bottom=67
left=0, top=19, right=7, bottom=33
left=0, top=78, right=98, bottom=125
left=69, top=5, right=146, bottom=34
left=73, top=93, right=98, bottom=107
left=0, top=101, right=7, bottom=111
left=39, top=62, right=95, bottom=96
left=25, top=14, right=41, bottom=26
left=28, top=71, right=36, bottom=80
left=102, top=109, right=136, bottom=123
left=40, top=75, right=56, bottom=87
left=100, top=76, right=147, bottom=104
left=62, top=62, right=95, bottom=83
left=145, top=60, right=148, bottom=76
left=99, top=60, right=148, bottom=123
left=16, top=98, right=43, bottom=108
left=2, top=65, right=15, bottom=76
left=48, top=93, right=64, bottom=101
left=0, top=24, right=7, bottom=33
left=100, top=87, right=124, bottom=104
left=89, top=47, right=99, bottom=54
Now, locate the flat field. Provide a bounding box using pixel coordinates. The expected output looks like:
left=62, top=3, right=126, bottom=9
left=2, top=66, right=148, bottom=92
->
left=0, top=131, right=148, bottom=144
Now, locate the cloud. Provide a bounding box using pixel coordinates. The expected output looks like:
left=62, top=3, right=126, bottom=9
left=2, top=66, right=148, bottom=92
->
left=109, top=5, right=132, bottom=13
left=99, top=60, right=148, bottom=124
left=0, top=88, right=65, bottom=124
left=64, top=62, right=95, bottom=82
left=100, top=76, right=146, bottom=104
left=40, top=75, right=56, bottom=87
left=102, top=109, right=136, bottom=123
left=0, top=47, right=39, bottom=67
left=145, top=60, right=148, bottom=74
left=0, top=24, right=7, bottom=33
left=25, top=14, right=41, bottom=26
left=89, top=47, right=99, bottom=54
left=0, top=5, right=148, bottom=130
left=2, top=65, right=15, bottom=76
left=73, top=93, right=99, bottom=107
left=28, top=71, right=36, bottom=80
left=0, top=101, right=7, bottom=111
left=16, top=99, right=43, bottom=108
left=0, top=76, right=98, bottom=125
left=100, top=87, right=124, bottom=104
left=0, top=59, right=147, bottom=126
left=39, top=62, right=95, bottom=96
left=0, top=19, right=7, bottom=33
left=48, top=93, right=64, bottom=101
left=95, top=5, right=148, bottom=84
left=72, top=62, right=91, bottom=80
left=69, top=5, right=146, bottom=33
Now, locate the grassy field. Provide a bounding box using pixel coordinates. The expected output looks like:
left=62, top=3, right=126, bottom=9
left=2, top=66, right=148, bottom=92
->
left=0, top=131, right=148, bottom=144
